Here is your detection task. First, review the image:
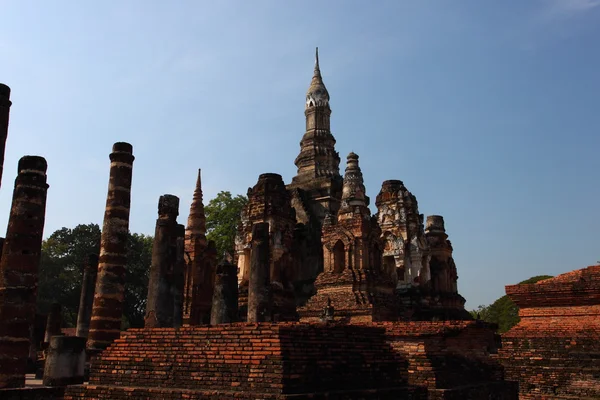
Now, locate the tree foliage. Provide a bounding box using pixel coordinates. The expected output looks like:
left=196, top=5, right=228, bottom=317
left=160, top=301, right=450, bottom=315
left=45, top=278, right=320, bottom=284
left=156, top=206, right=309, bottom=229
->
left=205, top=191, right=248, bottom=257
left=470, top=275, right=553, bottom=333
left=38, top=223, right=153, bottom=329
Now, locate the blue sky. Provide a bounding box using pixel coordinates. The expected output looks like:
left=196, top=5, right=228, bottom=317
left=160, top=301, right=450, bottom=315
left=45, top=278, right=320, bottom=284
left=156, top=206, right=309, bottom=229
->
left=0, top=1, right=598, bottom=309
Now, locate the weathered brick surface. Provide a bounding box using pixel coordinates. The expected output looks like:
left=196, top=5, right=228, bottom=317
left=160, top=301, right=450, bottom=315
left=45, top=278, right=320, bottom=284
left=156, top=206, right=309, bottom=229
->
left=499, top=265, right=600, bottom=399
left=61, top=321, right=515, bottom=399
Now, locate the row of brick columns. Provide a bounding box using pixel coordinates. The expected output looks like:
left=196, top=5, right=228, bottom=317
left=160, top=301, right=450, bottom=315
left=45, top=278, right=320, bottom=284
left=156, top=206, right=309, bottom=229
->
left=0, top=82, right=275, bottom=387
left=0, top=134, right=135, bottom=387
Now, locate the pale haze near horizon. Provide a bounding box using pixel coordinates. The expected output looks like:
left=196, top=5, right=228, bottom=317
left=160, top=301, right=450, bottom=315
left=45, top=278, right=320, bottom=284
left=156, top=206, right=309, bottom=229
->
left=0, top=1, right=598, bottom=310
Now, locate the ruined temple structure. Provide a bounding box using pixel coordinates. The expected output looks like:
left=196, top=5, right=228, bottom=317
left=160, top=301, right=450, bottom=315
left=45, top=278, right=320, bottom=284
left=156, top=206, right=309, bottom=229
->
left=499, top=265, right=600, bottom=399
left=236, top=174, right=298, bottom=321
left=0, top=54, right=522, bottom=399
left=236, top=48, right=470, bottom=323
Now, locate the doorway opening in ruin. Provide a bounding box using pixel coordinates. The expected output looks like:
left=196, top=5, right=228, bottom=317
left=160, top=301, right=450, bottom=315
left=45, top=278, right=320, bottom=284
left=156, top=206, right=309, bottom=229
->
left=333, top=240, right=345, bottom=273
left=383, top=255, right=396, bottom=280
left=371, top=244, right=382, bottom=273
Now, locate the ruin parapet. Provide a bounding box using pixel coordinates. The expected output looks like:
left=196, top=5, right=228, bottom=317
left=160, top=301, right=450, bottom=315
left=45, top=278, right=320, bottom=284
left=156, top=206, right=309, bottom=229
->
left=499, top=265, right=600, bottom=398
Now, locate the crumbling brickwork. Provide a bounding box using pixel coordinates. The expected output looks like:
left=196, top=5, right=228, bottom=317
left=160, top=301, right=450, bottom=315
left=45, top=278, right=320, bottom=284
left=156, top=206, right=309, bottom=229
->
left=499, top=265, right=600, bottom=399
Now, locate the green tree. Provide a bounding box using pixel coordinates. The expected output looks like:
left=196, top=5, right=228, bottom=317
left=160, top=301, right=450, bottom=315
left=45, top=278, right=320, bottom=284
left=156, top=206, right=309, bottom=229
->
left=471, top=275, right=553, bottom=333
left=38, top=224, right=153, bottom=329
left=38, top=223, right=102, bottom=326
left=205, top=191, right=248, bottom=257
left=122, top=233, right=153, bottom=328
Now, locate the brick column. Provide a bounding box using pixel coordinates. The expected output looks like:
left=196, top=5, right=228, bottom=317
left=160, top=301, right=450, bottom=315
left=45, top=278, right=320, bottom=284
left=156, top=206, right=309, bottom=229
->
left=247, top=223, right=271, bottom=322
left=210, top=257, right=238, bottom=325
left=75, top=254, right=99, bottom=338
left=43, top=303, right=62, bottom=345
left=0, top=84, right=12, bottom=190
left=87, top=143, right=134, bottom=351
left=145, top=195, right=179, bottom=328
left=0, top=155, right=49, bottom=388
left=172, top=224, right=185, bottom=328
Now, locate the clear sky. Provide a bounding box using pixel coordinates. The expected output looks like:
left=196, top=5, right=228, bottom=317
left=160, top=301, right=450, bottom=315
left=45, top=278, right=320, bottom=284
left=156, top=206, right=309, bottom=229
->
left=0, top=1, right=598, bottom=309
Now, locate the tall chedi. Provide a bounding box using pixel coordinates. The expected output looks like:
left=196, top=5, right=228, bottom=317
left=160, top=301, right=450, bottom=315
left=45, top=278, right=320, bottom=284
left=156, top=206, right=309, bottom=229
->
left=287, top=48, right=343, bottom=293
left=182, top=169, right=214, bottom=325
left=288, top=48, right=343, bottom=223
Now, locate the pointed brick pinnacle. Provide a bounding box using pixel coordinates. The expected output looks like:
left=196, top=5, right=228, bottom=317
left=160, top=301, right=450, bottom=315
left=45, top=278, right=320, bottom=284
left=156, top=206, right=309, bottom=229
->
left=186, top=168, right=206, bottom=236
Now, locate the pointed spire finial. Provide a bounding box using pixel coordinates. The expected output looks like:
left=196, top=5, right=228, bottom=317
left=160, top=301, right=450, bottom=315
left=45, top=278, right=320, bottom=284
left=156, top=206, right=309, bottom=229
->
left=314, top=47, right=321, bottom=77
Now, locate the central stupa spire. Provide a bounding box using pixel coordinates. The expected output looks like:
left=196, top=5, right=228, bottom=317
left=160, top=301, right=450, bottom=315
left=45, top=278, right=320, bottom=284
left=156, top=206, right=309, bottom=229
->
left=306, top=47, right=330, bottom=109
left=292, top=47, right=339, bottom=182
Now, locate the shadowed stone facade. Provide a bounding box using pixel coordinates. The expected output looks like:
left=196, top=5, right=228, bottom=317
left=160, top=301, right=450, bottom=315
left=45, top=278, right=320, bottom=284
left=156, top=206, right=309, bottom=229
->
left=87, top=142, right=134, bottom=351
left=237, top=174, right=298, bottom=321
left=0, top=156, right=49, bottom=389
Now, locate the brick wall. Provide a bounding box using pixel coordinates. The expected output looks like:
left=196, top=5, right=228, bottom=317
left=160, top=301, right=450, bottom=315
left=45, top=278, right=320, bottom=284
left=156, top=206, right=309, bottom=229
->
left=499, top=265, right=600, bottom=399
left=61, top=321, right=515, bottom=399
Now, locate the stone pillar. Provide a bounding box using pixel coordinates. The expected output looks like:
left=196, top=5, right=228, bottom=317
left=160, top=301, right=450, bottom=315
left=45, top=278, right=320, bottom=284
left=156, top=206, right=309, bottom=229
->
left=210, top=256, right=238, bottom=325
left=0, top=156, right=49, bottom=389
left=172, top=224, right=185, bottom=328
left=75, top=254, right=99, bottom=338
left=190, top=240, right=217, bottom=325
left=87, top=143, right=134, bottom=351
left=43, top=303, right=62, bottom=345
left=42, top=336, right=86, bottom=386
left=247, top=223, right=271, bottom=322
left=0, top=84, right=12, bottom=190
left=145, top=195, right=179, bottom=328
